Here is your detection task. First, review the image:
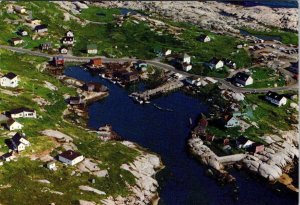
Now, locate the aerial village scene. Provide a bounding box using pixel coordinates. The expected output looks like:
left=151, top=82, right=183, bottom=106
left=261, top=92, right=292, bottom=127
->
left=0, top=1, right=298, bottom=205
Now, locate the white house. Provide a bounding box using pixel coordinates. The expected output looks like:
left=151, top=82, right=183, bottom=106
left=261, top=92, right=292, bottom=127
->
left=34, top=25, right=48, bottom=34
left=182, top=63, right=192, bottom=72
left=10, top=133, right=30, bottom=152
left=6, top=119, right=23, bottom=131
left=14, top=5, right=26, bottom=14
left=59, top=47, right=68, bottom=54
left=58, top=150, right=84, bottom=166
left=0, top=152, right=15, bottom=162
left=207, top=58, right=224, bottom=70
left=0, top=72, right=19, bottom=88
left=18, top=29, right=28, bottom=37
left=182, top=53, right=191, bottom=64
left=185, top=77, right=201, bottom=86
left=8, top=108, right=37, bottom=119
left=198, top=35, right=211, bottom=42
left=234, top=72, right=253, bottom=86
left=87, top=44, right=97, bottom=54
left=225, top=116, right=240, bottom=128
left=62, top=37, right=74, bottom=46
left=164, top=49, right=172, bottom=56
left=265, top=91, right=287, bottom=107
left=66, top=30, right=74, bottom=37
left=11, top=38, right=24, bottom=46
left=29, top=19, right=41, bottom=25
left=46, top=161, right=57, bottom=170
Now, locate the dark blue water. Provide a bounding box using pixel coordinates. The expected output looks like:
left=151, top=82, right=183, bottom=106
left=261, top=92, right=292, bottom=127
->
left=65, top=66, right=298, bottom=205
left=227, top=0, right=298, bottom=8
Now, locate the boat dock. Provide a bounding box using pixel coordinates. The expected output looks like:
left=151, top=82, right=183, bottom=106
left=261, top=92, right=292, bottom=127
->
left=130, top=80, right=184, bottom=103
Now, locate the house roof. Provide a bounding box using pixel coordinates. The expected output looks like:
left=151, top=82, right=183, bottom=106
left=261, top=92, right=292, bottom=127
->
left=11, top=37, right=22, bottom=42
left=234, top=72, right=251, bottom=82
left=66, top=30, right=73, bottom=35
left=35, top=24, right=47, bottom=30
left=199, top=118, right=208, bottom=128
left=54, top=56, right=64, bottom=61
left=1, top=152, right=13, bottom=160
left=9, top=107, right=35, bottom=114
left=265, top=91, right=285, bottom=101
left=59, top=150, right=82, bottom=161
left=7, top=118, right=17, bottom=127
left=3, top=72, right=17, bottom=80
left=12, top=132, right=26, bottom=143
left=87, top=44, right=97, bottom=50
left=198, top=34, right=209, bottom=41
left=236, top=136, right=248, bottom=145
left=209, top=57, right=222, bottom=65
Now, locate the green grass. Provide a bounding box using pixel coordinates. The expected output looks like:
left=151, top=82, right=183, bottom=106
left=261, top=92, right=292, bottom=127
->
left=242, top=94, right=297, bottom=137
left=245, top=67, right=286, bottom=88
left=79, top=6, right=121, bottom=22
left=241, top=27, right=298, bottom=45
left=0, top=48, right=143, bottom=203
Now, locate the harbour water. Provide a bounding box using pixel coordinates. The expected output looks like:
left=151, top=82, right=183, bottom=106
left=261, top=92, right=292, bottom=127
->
left=65, top=66, right=298, bottom=205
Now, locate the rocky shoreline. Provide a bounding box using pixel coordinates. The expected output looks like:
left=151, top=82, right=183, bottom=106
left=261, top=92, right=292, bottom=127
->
left=188, top=130, right=299, bottom=192
left=101, top=141, right=163, bottom=205
left=60, top=73, right=164, bottom=205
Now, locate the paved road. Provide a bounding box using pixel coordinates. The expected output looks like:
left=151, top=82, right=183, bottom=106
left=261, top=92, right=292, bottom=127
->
left=0, top=45, right=297, bottom=93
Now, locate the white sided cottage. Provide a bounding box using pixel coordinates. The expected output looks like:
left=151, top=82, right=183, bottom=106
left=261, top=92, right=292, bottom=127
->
left=58, top=150, right=84, bottom=166
left=0, top=72, right=19, bottom=88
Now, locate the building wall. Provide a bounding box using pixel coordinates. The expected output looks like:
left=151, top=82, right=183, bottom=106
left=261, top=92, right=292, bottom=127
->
left=87, top=49, right=97, bottom=54
left=0, top=77, right=19, bottom=88
left=58, top=155, right=84, bottom=166
left=9, top=123, right=23, bottom=131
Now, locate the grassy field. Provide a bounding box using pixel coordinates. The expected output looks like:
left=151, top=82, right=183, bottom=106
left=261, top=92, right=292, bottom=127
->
left=0, top=49, right=142, bottom=204
left=245, top=67, right=286, bottom=88
left=242, top=94, right=297, bottom=138
left=0, top=2, right=253, bottom=78
left=241, top=27, right=298, bottom=45
left=79, top=6, right=121, bottom=22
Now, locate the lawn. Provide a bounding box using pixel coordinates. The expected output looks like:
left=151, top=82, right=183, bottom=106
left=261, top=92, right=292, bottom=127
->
left=0, top=48, right=142, bottom=203
left=79, top=6, right=121, bottom=22
left=0, top=1, right=252, bottom=77
left=241, top=27, right=298, bottom=45
left=242, top=94, right=297, bottom=137
left=245, top=67, right=286, bottom=88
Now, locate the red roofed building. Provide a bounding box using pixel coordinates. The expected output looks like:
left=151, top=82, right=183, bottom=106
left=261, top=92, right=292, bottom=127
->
left=89, top=58, right=102, bottom=68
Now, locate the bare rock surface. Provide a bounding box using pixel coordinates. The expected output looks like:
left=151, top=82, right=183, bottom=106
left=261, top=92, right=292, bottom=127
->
left=101, top=141, right=163, bottom=205
left=97, top=1, right=298, bottom=33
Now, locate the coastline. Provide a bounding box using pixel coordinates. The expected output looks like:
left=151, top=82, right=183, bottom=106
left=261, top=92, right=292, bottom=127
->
left=60, top=69, right=164, bottom=204
left=188, top=124, right=299, bottom=192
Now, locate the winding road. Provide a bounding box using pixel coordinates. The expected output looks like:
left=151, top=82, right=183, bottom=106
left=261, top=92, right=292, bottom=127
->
left=0, top=45, right=297, bottom=93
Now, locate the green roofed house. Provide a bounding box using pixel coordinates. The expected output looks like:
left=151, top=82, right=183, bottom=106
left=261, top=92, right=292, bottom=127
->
left=87, top=44, right=98, bottom=54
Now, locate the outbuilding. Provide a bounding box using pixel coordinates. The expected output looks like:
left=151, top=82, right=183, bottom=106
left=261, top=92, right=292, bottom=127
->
left=233, top=72, right=253, bottom=86
left=8, top=107, right=37, bottom=119
left=6, top=119, right=23, bottom=131
left=58, top=150, right=84, bottom=166
left=265, top=91, right=287, bottom=106
left=0, top=72, right=19, bottom=88
left=87, top=44, right=98, bottom=54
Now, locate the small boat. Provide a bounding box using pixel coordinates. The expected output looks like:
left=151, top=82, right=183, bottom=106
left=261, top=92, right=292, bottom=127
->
left=145, top=101, right=151, bottom=104
left=189, top=118, right=192, bottom=125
